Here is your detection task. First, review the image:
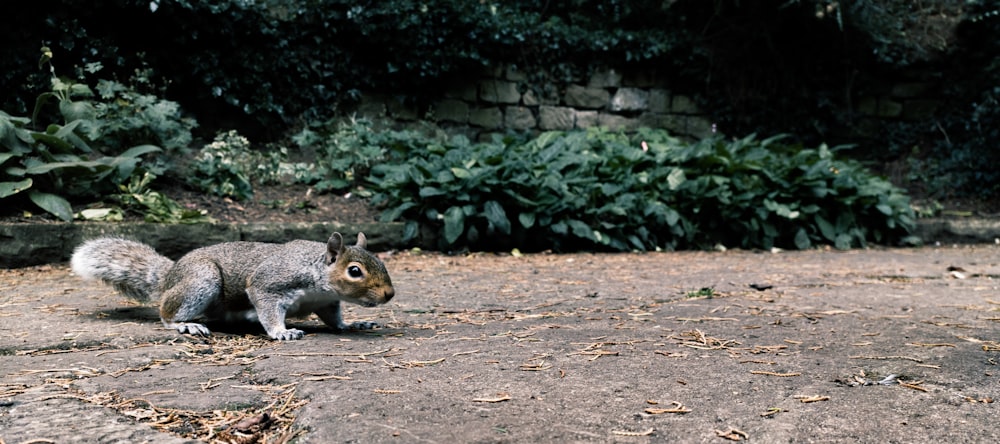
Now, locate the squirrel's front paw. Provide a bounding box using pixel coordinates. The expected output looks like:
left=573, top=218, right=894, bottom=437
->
left=344, top=321, right=380, bottom=330
left=167, top=322, right=212, bottom=336
left=270, top=328, right=305, bottom=341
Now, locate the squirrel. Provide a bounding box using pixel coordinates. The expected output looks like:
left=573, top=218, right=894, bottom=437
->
left=70, top=232, right=395, bottom=340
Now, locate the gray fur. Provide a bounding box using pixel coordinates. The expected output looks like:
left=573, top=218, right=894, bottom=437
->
left=70, top=237, right=173, bottom=303
left=70, top=232, right=395, bottom=340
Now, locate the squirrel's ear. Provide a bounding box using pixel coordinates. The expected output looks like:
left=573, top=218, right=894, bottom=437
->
left=356, top=232, right=368, bottom=249
left=326, top=232, right=345, bottom=264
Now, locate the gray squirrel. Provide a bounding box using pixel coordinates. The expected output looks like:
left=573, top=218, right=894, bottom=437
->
left=70, top=232, right=395, bottom=340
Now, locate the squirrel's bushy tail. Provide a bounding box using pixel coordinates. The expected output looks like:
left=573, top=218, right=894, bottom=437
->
left=71, top=237, right=174, bottom=303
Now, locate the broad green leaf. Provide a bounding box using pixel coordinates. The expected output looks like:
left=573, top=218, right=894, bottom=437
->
left=30, top=132, right=75, bottom=152
left=793, top=228, right=811, bottom=250
left=518, top=212, right=536, bottom=229
left=24, top=159, right=102, bottom=175
left=550, top=221, right=568, bottom=235
left=119, top=144, right=163, bottom=158
left=627, top=234, right=646, bottom=251
left=483, top=200, right=511, bottom=235
left=834, top=233, right=852, bottom=250
left=419, top=186, right=447, bottom=197
left=380, top=201, right=417, bottom=222
left=666, top=168, right=686, bottom=190
left=566, top=219, right=596, bottom=241
left=815, top=214, right=836, bottom=242
left=450, top=167, right=471, bottom=179
left=403, top=220, right=419, bottom=242
left=76, top=208, right=123, bottom=221
left=443, top=206, right=465, bottom=244
left=28, top=190, right=73, bottom=222
left=0, top=152, right=19, bottom=166
left=0, top=178, right=32, bottom=198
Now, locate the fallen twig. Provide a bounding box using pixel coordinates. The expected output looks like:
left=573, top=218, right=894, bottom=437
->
left=612, top=428, right=655, bottom=437
left=850, top=355, right=923, bottom=363
left=644, top=401, right=691, bottom=414
left=751, top=371, right=801, bottom=377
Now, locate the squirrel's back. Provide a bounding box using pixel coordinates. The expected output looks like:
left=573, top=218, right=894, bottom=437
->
left=71, top=237, right=174, bottom=303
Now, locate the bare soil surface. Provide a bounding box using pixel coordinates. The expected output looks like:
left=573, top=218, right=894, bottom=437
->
left=2, top=246, right=1000, bottom=443
left=163, top=184, right=383, bottom=224
left=0, top=183, right=382, bottom=225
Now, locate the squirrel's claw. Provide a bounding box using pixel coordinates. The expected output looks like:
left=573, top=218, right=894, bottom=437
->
left=167, top=322, right=212, bottom=336
left=271, top=328, right=306, bottom=341
left=343, top=320, right=380, bottom=331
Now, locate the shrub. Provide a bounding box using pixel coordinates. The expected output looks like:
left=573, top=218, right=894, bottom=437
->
left=292, top=118, right=435, bottom=194
left=0, top=74, right=163, bottom=221
left=0, top=49, right=202, bottom=222
left=368, top=127, right=916, bottom=251
left=89, top=72, right=198, bottom=156
left=188, top=130, right=285, bottom=201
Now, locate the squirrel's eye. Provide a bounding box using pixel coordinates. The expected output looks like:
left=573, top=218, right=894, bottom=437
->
left=347, top=265, right=364, bottom=279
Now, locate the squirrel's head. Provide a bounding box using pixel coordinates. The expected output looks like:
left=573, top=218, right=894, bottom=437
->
left=325, top=232, right=395, bottom=307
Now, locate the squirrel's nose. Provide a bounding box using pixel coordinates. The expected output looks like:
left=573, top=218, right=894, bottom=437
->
left=383, top=288, right=395, bottom=302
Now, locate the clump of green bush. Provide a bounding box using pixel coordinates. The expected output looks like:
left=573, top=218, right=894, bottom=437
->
left=290, top=118, right=440, bottom=194
left=0, top=50, right=207, bottom=223
left=367, top=127, right=917, bottom=251
left=187, top=130, right=288, bottom=201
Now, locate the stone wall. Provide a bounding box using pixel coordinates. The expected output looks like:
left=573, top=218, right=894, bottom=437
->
left=352, top=65, right=946, bottom=146
left=353, top=65, right=715, bottom=140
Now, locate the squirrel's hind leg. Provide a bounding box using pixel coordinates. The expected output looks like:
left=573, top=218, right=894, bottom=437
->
left=159, top=262, right=222, bottom=336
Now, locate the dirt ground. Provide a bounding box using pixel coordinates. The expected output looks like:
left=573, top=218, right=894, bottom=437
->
left=2, top=245, right=999, bottom=443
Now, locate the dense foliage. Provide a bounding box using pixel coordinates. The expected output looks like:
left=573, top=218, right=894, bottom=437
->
left=0, top=57, right=207, bottom=222
left=368, top=127, right=916, bottom=252
left=0, top=0, right=694, bottom=139
left=2, top=0, right=996, bottom=245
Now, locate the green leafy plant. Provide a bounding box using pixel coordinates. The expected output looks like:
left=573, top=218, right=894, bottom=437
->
left=89, top=71, right=198, bottom=157
left=114, top=173, right=212, bottom=224
left=188, top=130, right=285, bottom=201
left=0, top=108, right=161, bottom=221
left=368, top=127, right=916, bottom=251
left=686, top=287, right=716, bottom=298
left=292, top=118, right=430, bottom=193
left=0, top=48, right=197, bottom=222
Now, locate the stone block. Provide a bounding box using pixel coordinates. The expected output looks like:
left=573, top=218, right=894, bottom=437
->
left=433, top=99, right=469, bottom=123
left=857, top=97, right=878, bottom=116
left=901, top=100, right=940, bottom=121
left=479, top=80, right=521, bottom=104
left=445, top=83, right=479, bottom=101
left=597, top=113, right=637, bottom=131
left=684, top=116, right=716, bottom=139
left=670, top=95, right=700, bottom=114
left=648, top=89, right=670, bottom=113
left=624, top=70, right=660, bottom=88
left=538, top=106, right=575, bottom=130
left=522, top=89, right=540, bottom=106
left=504, top=106, right=536, bottom=130
left=610, top=87, right=649, bottom=112
left=387, top=98, right=419, bottom=121
left=356, top=94, right=386, bottom=117
left=469, top=107, right=503, bottom=128
left=505, top=64, right=528, bottom=81
left=588, top=68, right=622, bottom=88
left=574, top=110, right=599, bottom=129
left=564, top=85, right=609, bottom=109
left=638, top=113, right=683, bottom=132
left=891, top=82, right=933, bottom=99
left=857, top=97, right=902, bottom=118
left=877, top=99, right=903, bottom=118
